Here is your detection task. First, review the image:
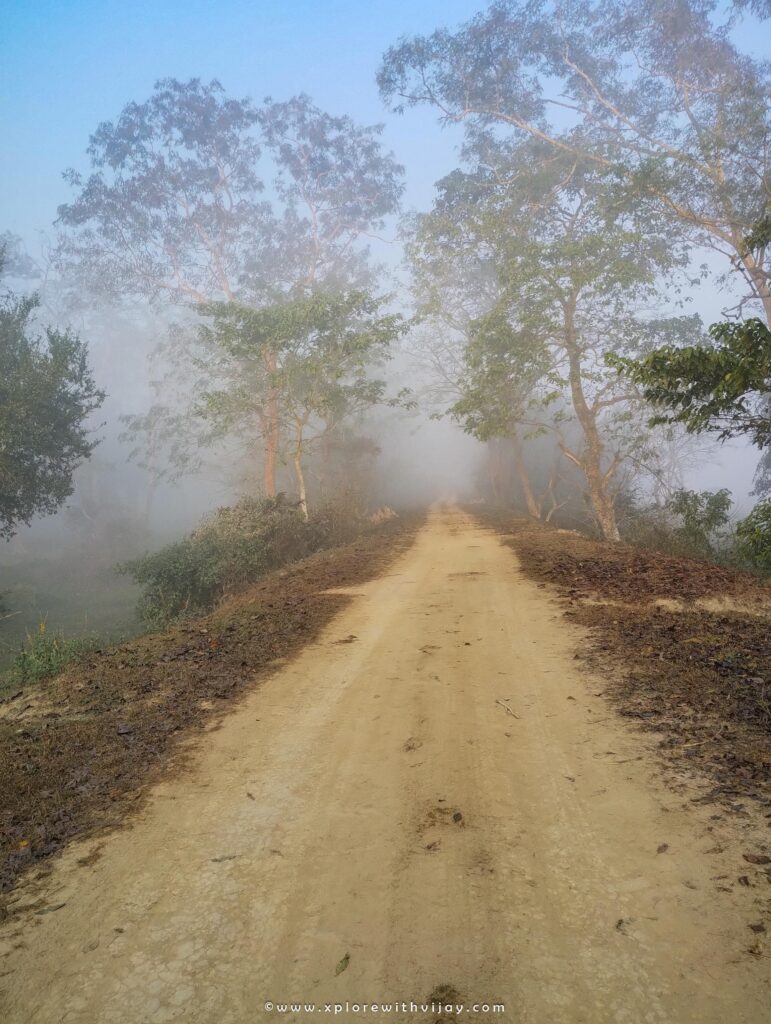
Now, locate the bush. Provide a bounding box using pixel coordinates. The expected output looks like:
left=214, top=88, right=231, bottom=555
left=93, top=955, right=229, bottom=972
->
left=119, top=495, right=364, bottom=627
left=664, top=488, right=733, bottom=559
left=736, top=499, right=771, bottom=574
left=620, top=488, right=735, bottom=562
left=5, top=622, right=98, bottom=687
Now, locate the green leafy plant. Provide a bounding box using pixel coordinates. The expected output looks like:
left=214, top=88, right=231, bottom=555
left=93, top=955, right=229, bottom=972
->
left=665, top=488, right=734, bottom=560
left=119, top=495, right=364, bottom=627
left=5, top=622, right=99, bottom=686
left=0, top=254, right=105, bottom=539
left=736, top=500, right=771, bottom=574
left=618, top=488, right=736, bottom=563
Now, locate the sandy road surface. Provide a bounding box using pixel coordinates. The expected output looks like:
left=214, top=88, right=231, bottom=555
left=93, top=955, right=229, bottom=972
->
left=1, top=507, right=769, bottom=1024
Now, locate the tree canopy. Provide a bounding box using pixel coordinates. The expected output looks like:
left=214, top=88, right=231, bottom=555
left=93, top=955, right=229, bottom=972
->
left=611, top=318, right=771, bottom=448
left=0, top=254, right=105, bottom=539
left=379, top=0, right=771, bottom=322
left=57, top=79, right=405, bottom=499
left=406, top=136, right=697, bottom=539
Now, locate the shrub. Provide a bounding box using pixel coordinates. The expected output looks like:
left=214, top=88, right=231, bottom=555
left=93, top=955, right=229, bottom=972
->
left=119, top=495, right=364, bottom=627
left=5, top=622, right=98, bottom=686
left=619, top=488, right=736, bottom=562
left=736, top=499, right=771, bottom=574
left=664, top=488, right=733, bottom=559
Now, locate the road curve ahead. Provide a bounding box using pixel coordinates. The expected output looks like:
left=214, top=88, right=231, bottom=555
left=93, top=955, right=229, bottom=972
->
left=2, top=506, right=768, bottom=1024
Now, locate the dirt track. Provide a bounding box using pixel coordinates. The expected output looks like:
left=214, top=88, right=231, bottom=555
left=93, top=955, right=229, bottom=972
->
left=1, top=507, right=769, bottom=1023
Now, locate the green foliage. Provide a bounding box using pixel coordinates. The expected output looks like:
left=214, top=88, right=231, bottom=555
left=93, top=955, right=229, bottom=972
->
left=665, top=488, right=733, bottom=560
left=5, top=622, right=99, bottom=687
left=0, top=273, right=105, bottom=539
left=119, top=495, right=363, bottom=627
left=736, top=500, right=771, bottom=573
left=62, top=80, right=406, bottom=495
left=198, top=289, right=404, bottom=430
left=407, top=135, right=690, bottom=540
left=194, top=289, right=406, bottom=514
left=620, top=488, right=735, bottom=562
left=610, top=319, right=771, bottom=450
left=449, top=308, right=554, bottom=442
left=742, top=203, right=771, bottom=255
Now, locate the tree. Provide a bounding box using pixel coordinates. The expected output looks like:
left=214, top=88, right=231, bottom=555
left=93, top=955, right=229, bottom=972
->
left=195, top=290, right=406, bottom=517
left=256, top=95, right=404, bottom=291
left=379, top=0, right=771, bottom=322
left=0, top=252, right=105, bottom=539
left=407, top=138, right=690, bottom=540
left=0, top=232, right=39, bottom=279
left=665, top=487, right=733, bottom=559
left=610, top=208, right=771, bottom=492
left=736, top=498, right=771, bottom=571
left=447, top=310, right=563, bottom=518
left=56, top=80, right=403, bottom=495
left=611, top=318, right=771, bottom=447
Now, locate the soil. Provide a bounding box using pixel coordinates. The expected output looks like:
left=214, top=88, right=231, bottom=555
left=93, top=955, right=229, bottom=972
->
left=474, top=510, right=771, bottom=812
left=1, top=506, right=769, bottom=1023
left=0, top=513, right=422, bottom=901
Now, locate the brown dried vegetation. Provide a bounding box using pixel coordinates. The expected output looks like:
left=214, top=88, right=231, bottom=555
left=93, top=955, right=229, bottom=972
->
left=476, top=510, right=771, bottom=812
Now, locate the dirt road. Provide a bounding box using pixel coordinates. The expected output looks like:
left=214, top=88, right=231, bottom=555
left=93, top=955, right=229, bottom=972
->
left=2, top=507, right=769, bottom=1023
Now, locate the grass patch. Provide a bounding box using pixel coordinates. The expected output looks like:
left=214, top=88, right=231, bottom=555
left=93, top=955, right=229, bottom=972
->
left=2, top=623, right=100, bottom=692
left=0, top=549, right=140, bottom=675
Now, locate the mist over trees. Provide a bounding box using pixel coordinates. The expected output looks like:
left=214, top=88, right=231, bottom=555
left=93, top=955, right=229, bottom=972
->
left=379, top=0, right=771, bottom=314
left=55, top=80, right=405, bottom=506
left=405, top=137, right=702, bottom=540
left=379, top=0, right=771, bottom=544
left=2, top=0, right=771, bottom=661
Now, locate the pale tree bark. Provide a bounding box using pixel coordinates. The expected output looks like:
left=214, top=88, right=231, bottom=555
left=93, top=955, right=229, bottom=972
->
left=486, top=441, right=503, bottom=502
left=291, top=416, right=310, bottom=520
left=511, top=436, right=543, bottom=519
left=562, top=295, right=621, bottom=542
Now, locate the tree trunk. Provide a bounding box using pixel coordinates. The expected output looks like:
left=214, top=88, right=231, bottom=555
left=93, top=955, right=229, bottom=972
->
left=542, top=459, right=563, bottom=523
left=259, top=348, right=281, bottom=497
left=292, top=419, right=309, bottom=520
left=511, top=437, right=542, bottom=519
left=263, top=395, right=279, bottom=498
left=582, top=461, right=620, bottom=542
left=293, top=448, right=308, bottom=520
left=487, top=442, right=502, bottom=502
left=734, top=237, right=771, bottom=327
left=563, top=295, right=621, bottom=542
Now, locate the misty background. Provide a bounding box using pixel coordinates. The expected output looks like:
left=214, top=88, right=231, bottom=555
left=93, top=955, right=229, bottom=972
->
left=1, top=0, right=768, bottom=662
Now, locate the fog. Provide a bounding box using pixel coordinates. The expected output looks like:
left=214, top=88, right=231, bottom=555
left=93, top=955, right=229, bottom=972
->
left=2, top=0, right=770, bottom=661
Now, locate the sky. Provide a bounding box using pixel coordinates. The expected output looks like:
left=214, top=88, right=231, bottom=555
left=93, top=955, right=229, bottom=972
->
left=0, top=0, right=475, bottom=255
left=1, top=0, right=768, bottom=502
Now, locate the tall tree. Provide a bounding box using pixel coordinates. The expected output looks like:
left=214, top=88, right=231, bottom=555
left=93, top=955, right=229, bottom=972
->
left=56, top=80, right=403, bottom=495
left=379, top=0, right=771, bottom=322
left=256, top=95, right=404, bottom=290
left=194, top=291, right=405, bottom=517
left=448, top=310, right=563, bottom=519
left=410, top=139, right=693, bottom=539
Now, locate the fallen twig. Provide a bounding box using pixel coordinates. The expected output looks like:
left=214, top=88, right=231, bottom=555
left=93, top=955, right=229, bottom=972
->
left=496, top=699, right=520, bottom=719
